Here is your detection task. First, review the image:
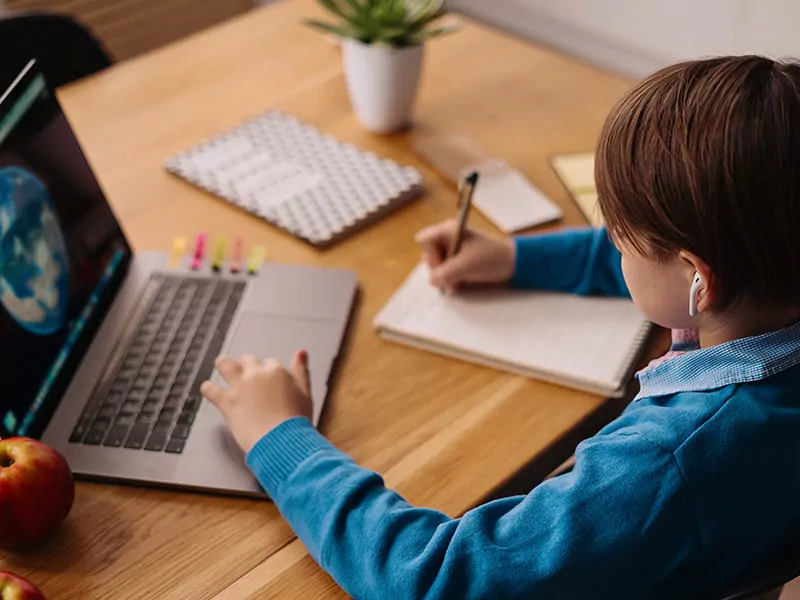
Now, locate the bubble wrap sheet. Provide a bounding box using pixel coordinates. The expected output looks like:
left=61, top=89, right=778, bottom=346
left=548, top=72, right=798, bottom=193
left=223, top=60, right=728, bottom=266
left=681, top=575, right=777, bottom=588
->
left=165, top=111, right=424, bottom=247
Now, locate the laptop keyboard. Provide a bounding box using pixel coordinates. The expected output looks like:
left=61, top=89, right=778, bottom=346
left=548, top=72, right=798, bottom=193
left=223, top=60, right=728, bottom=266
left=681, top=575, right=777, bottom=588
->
left=69, top=275, right=245, bottom=454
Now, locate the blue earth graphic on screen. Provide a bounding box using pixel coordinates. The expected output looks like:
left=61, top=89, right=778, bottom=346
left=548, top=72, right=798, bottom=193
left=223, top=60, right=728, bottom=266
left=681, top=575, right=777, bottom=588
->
left=0, top=166, right=70, bottom=335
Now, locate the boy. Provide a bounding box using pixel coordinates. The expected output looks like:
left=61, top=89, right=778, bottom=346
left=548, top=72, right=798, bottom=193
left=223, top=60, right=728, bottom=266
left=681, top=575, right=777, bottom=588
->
left=201, top=56, right=800, bottom=598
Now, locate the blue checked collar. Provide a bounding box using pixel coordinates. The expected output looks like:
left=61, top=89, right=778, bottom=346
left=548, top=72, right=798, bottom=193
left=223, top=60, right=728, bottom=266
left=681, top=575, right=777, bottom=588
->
left=636, top=321, right=800, bottom=400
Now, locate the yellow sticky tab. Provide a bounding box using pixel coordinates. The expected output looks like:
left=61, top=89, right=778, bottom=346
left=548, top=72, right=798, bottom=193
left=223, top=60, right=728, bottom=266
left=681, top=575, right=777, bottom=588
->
left=211, top=236, right=228, bottom=271
left=169, top=236, right=188, bottom=268
left=247, top=246, right=267, bottom=274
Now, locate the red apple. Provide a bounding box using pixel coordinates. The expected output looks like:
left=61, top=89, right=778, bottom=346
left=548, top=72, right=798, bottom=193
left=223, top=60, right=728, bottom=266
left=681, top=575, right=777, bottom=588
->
left=0, top=572, right=46, bottom=600
left=0, top=438, right=74, bottom=550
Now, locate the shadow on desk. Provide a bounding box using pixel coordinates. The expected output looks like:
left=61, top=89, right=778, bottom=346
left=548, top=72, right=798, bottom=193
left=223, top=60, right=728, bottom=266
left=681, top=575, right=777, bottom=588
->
left=3, top=492, right=130, bottom=576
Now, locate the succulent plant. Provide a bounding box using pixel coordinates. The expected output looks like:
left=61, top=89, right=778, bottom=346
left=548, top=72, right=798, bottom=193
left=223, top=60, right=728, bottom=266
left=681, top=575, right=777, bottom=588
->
left=306, top=0, right=458, bottom=48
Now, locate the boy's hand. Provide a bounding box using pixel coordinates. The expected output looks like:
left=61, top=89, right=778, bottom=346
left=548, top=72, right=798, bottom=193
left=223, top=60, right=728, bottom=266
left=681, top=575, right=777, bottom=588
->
left=201, top=351, right=313, bottom=454
left=415, top=220, right=517, bottom=294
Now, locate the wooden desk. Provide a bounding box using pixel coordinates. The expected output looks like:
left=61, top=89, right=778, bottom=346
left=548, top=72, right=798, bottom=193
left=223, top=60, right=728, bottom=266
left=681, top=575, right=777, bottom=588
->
left=0, top=2, right=651, bottom=598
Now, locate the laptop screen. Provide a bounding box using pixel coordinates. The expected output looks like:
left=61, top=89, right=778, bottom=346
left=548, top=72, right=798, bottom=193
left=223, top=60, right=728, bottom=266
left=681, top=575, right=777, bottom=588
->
left=0, top=61, right=132, bottom=438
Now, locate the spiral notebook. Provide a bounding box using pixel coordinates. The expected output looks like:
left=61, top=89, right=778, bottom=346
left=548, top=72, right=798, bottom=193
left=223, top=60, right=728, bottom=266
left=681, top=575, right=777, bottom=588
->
left=165, top=111, right=423, bottom=248
left=374, top=264, right=651, bottom=397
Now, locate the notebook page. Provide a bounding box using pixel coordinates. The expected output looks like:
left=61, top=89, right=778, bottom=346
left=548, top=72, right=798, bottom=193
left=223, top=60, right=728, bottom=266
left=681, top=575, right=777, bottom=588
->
left=375, top=264, right=649, bottom=391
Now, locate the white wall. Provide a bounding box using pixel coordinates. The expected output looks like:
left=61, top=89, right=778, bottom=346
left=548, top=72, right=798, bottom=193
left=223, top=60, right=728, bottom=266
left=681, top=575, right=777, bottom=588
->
left=452, top=0, right=800, bottom=78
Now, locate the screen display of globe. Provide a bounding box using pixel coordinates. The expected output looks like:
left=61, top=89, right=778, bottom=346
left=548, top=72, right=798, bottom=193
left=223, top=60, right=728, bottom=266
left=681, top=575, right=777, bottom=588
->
left=0, top=165, right=70, bottom=335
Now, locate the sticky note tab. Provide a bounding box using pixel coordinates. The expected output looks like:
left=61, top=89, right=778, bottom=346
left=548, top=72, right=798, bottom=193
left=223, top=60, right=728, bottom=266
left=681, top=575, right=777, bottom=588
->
left=169, top=236, right=188, bottom=268
left=190, top=233, right=207, bottom=271
left=247, top=246, right=267, bottom=275
left=229, top=236, right=244, bottom=274
left=211, top=236, right=228, bottom=272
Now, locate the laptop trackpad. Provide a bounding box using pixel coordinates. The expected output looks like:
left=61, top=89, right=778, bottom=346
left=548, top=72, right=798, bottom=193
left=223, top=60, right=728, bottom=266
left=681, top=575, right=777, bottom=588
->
left=175, top=313, right=343, bottom=494
left=220, top=313, right=343, bottom=419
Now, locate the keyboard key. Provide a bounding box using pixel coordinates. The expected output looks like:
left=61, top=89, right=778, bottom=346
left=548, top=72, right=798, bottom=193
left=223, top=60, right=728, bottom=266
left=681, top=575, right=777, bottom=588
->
left=162, top=398, right=181, bottom=411
left=116, top=371, right=135, bottom=384
left=97, top=404, right=117, bottom=419
left=124, top=423, right=151, bottom=449
left=177, top=411, right=195, bottom=426
left=115, top=413, right=136, bottom=427
left=69, top=416, right=93, bottom=443
left=91, top=417, right=111, bottom=431
left=84, top=431, right=105, bottom=445
left=131, top=376, right=149, bottom=390
left=121, top=400, right=140, bottom=413
left=165, top=438, right=185, bottom=454
left=103, top=425, right=131, bottom=447
left=145, top=431, right=168, bottom=452
left=105, top=390, right=124, bottom=403
left=121, top=357, right=140, bottom=369
left=167, top=387, right=184, bottom=399
left=158, top=408, right=176, bottom=422
left=136, top=411, right=156, bottom=424
left=152, top=421, right=171, bottom=433
left=126, top=390, right=146, bottom=402
left=171, top=424, right=191, bottom=439
left=142, top=399, right=161, bottom=413
left=183, top=395, right=202, bottom=411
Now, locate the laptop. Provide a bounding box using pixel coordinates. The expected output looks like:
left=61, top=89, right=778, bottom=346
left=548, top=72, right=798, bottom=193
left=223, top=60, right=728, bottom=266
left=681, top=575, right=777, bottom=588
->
left=0, top=60, right=357, bottom=496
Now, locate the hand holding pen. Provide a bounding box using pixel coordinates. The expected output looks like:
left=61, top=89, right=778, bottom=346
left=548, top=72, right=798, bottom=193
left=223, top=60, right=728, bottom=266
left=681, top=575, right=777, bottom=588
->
left=415, top=171, right=517, bottom=294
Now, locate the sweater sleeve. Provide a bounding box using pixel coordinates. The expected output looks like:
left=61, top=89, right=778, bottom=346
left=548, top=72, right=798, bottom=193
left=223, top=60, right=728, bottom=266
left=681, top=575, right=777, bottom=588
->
left=247, top=418, right=698, bottom=600
left=510, top=227, right=629, bottom=297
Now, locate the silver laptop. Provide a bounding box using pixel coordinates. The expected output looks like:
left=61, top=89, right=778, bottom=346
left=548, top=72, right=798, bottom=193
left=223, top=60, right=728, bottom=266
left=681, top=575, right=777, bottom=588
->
left=0, top=60, right=357, bottom=496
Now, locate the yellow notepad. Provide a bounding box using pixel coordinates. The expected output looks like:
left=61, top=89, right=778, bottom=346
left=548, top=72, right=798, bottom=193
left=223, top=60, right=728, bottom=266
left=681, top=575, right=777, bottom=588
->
left=550, top=152, right=604, bottom=228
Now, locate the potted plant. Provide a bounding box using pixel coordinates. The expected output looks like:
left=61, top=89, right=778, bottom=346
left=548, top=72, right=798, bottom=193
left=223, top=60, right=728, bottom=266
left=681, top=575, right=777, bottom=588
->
left=306, top=0, right=458, bottom=133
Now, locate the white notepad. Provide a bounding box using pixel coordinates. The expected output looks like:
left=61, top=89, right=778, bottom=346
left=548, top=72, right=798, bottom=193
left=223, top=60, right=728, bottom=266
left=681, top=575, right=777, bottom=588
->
left=374, top=264, right=651, bottom=397
left=470, top=160, right=563, bottom=232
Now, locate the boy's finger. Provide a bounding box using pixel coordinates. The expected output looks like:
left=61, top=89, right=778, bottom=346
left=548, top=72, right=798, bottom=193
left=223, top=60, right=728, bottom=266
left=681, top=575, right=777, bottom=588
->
left=241, top=354, right=261, bottom=371
left=291, top=350, right=311, bottom=396
left=430, top=253, right=471, bottom=289
left=215, top=355, right=242, bottom=384
left=421, top=247, right=445, bottom=270
left=201, top=380, right=228, bottom=408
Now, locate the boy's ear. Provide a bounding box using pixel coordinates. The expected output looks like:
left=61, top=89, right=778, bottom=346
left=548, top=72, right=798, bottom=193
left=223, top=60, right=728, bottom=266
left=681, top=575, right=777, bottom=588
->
left=678, top=251, right=715, bottom=313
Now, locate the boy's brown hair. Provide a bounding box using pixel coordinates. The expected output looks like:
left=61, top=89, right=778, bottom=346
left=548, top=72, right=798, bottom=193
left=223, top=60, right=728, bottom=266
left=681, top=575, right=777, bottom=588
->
left=596, top=56, right=800, bottom=310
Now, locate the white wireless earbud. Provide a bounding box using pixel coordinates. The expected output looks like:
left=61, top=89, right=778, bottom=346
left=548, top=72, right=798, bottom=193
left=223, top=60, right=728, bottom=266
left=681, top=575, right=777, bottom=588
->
left=688, top=272, right=703, bottom=317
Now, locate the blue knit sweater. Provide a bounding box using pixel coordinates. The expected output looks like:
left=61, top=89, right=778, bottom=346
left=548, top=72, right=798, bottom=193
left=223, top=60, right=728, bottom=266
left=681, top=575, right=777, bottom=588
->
left=245, top=228, right=800, bottom=599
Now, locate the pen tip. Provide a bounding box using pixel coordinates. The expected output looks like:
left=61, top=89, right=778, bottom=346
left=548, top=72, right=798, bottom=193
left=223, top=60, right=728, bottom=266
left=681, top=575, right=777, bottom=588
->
left=466, top=171, right=479, bottom=185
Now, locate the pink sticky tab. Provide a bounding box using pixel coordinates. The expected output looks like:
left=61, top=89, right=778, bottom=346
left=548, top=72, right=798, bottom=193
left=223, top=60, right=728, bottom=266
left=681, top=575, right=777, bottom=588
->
left=190, top=233, right=207, bottom=270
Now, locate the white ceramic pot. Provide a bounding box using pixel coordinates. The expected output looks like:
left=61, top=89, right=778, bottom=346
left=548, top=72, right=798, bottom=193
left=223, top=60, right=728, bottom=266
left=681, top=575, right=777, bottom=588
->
left=341, top=39, right=424, bottom=134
